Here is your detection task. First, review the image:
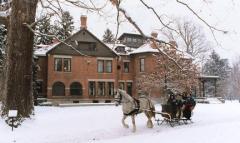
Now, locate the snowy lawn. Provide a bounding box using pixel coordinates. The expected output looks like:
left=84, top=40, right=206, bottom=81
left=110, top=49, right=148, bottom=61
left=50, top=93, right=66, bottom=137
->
left=1, top=101, right=240, bottom=143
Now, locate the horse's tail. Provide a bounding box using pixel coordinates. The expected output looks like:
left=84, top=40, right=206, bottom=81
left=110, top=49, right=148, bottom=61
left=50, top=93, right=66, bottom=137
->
left=148, top=100, right=156, bottom=118
left=151, top=105, right=156, bottom=118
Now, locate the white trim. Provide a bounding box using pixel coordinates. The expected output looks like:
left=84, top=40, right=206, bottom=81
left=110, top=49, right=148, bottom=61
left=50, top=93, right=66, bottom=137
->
left=53, top=55, right=72, bottom=58
left=97, top=57, right=114, bottom=60
left=123, top=60, right=130, bottom=62
left=47, top=87, right=52, bottom=90
left=118, top=80, right=125, bottom=82
left=126, top=80, right=133, bottom=82
left=139, top=56, right=146, bottom=58
left=88, top=79, right=115, bottom=82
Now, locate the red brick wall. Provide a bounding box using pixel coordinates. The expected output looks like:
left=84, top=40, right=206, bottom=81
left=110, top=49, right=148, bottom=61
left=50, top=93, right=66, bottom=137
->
left=131, top=53, right=163, bottom=97
left=38, top=52, right=164, bottom=102
left=47, top=55, right=119, bottom=100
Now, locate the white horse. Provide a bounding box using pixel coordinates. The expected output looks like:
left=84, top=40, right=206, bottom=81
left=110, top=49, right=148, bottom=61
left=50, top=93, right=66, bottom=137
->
left=114, top=89, right=155, bottom=132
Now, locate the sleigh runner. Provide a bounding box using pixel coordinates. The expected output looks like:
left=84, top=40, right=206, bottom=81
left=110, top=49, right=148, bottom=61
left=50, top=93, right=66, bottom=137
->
left=155, top=105, right=194, bottom=127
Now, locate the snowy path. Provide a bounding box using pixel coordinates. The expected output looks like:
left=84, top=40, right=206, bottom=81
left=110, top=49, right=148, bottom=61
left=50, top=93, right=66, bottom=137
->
left=0, top=101, right=240, bottom=143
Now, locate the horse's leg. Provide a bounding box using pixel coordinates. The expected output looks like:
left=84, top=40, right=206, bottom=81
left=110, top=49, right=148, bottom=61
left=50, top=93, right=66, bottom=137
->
left=122, top=115, right=129, bottom=128
left=131, top=115, right=136, bottom=132
left=145, top=112, right=153, bottom=128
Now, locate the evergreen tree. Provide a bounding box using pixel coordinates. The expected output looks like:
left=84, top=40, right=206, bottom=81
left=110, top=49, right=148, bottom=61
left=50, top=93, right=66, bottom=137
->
left=103, top=28, right=115, bottom=43
left=54, top=11, right=74, bottom=41
left=35, top=15, right=54, bottom=45
left=0, top=24, right=7, bottom=69
left=32, top=56, right=39, bottom=106
left=203, top=50, right=231, bottom=97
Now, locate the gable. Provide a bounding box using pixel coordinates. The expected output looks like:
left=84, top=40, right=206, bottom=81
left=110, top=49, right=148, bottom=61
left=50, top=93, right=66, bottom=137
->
left=48, top=29, right=117, bottom=57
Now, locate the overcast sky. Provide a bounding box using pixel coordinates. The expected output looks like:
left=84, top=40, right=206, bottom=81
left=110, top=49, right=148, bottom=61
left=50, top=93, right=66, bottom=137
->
left=38, top=0, right=240, bottom=64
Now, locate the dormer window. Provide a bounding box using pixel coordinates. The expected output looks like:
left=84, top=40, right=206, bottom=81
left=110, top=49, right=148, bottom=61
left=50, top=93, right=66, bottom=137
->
left=115, top=46, right=125, bottom=53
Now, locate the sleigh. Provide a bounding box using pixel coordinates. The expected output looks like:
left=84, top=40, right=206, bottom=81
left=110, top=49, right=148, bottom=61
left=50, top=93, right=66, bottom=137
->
left=155, top=102, right=195, bottom=127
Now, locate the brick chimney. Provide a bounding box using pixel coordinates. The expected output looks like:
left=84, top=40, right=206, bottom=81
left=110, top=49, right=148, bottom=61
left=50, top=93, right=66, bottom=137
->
left=169, top=41, right=178, bottom=49
left=80, top=15, right=87, bottom=29
left=151, top=31, right=158, bottom=39
left=150, top=31, right=158, bottom=49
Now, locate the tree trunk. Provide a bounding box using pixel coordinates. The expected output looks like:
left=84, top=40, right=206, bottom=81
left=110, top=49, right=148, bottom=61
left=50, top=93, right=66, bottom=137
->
left=1, top=0, right=38, bottom=118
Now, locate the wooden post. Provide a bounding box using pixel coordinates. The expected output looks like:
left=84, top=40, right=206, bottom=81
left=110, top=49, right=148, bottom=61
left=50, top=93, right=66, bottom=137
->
left=214, top=79, right=217, bottom=97
left=202, top=80, right=205, bottom=97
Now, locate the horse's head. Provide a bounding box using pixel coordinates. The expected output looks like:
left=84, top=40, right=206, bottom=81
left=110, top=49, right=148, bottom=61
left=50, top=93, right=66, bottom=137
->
left=114, top=89, right=122, bottom=106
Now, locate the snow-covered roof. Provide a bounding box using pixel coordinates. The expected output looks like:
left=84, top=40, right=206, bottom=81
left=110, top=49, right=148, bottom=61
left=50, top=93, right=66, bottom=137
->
left=129, top=43, right=159, bottom=54
left=34, top=42, right=59, bottom=56
left=198, top=75, right=220, bottom=79
left=130, top=42, right=193, bottom=60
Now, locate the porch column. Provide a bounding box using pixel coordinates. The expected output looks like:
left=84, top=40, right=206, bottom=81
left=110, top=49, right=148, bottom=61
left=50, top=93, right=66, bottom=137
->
left=214, top=79, right=217, bottom=97
left=202, top=80, right=205, bottom=97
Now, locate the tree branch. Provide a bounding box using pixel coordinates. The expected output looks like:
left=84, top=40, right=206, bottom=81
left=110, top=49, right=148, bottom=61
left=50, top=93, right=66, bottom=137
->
left=23, top=22, right=88, bottom=57
left=139, top=0, right=179, bottom=34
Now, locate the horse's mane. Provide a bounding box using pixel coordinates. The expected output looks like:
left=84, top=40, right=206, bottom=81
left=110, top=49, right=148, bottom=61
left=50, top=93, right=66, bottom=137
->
left=118, top=89, right=134, bottom=102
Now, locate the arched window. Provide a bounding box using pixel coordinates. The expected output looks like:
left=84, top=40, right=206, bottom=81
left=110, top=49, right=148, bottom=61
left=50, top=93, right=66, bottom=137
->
left=52, top=82, right=65, bottom=96
left=70, top=82, right=83, bottom=96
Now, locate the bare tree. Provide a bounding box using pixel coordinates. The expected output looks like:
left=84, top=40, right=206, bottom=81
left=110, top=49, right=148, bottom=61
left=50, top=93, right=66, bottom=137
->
left=0, top=0, right=226, bottom=121
left=229, top=58, right=240, bottom=99
left=0, top=0, right=106, bottom=121
left=161, top=19, right=211, bottom=65
left=0, top=0, right=38, bottom=120
left=136, top=43, right=198, bottom=98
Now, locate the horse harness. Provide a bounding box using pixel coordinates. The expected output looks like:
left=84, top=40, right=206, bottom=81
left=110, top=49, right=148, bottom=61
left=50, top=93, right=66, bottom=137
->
left=124, top=97, right=141, bottom=116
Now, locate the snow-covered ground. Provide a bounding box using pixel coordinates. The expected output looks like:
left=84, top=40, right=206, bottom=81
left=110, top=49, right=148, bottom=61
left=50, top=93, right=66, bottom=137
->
left=1, top=101, right=240, bottom=143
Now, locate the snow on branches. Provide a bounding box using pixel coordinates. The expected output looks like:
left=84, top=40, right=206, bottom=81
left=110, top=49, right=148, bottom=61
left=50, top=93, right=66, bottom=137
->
left=136, top=41, right=198, bottom=97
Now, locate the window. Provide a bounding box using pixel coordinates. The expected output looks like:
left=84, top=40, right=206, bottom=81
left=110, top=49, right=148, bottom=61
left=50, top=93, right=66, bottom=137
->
left=126, top=37, right=132, bottom=42
left=137, top=39, right=142, bottom=43
left=97, top=60, right=104, bottom=73
left=105, top=60, right=112, bottom=73
left=63, top=58, right=71, bottom=72
left=89, top=81, right=96, bottom=96
left=119, top=82, right=125, bottom=90
left=116, top=46, right=125, bottom=53
left=132, top=38, right=137, bottom=43
left=123, top=62, right=130, bottom=73
left=97, top=60, right=113, bottom=73
left=107, top=82, right=114, bottom=96
left=98, top=82, right=105, bottom=96
left=70, top=82, right=82, bottom=96
left=52, top=82, right=65, bottom=96
left=140, top=58, right=145, bottom=72
left=54, top=58, right=62, bottom=71
left=127, top=82, right=133, bottom=96
left=78, top=41, right=96, bottom=51
left=123, top=37, right=127, bottom=43
left=54, top=58, right=71, bottom=72
left=89, top=43, right=96, bottom=51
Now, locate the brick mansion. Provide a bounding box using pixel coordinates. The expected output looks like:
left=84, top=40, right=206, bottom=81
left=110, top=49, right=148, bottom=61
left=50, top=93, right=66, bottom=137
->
left=35, top=15, right=193, bottom=104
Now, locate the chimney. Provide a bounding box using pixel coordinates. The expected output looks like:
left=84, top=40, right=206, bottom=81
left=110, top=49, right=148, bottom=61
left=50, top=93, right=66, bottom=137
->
left=151, top=31, right=158, bottom=38
left=150, top=31, right=158, bottom=48
left=169, top=41, right=178, bottom=49
left=80, top=15, right=87, bottom=29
